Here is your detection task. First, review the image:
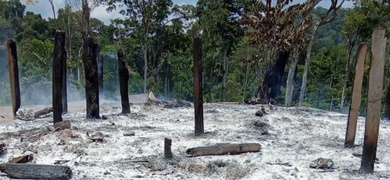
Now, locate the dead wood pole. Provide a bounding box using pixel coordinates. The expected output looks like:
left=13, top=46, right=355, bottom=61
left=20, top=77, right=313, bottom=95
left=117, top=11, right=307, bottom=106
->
left=344, top=43, right=368, bottom=148
left=62, top=34, right=68, bottom=113
left=118, top=49, right=130, bottom=114
left=6, top=39, right=20, bottom=118
left=52, top=31, right=66, bottom=124
left=360, top=28, right=386, bottom=174
left=193, top=37, right=204, bottom=136
left=164, top=138, right=173, bottom=159
left=96, top=45, right=103, bottom=97
left=83, top=38, right=100, bottom=119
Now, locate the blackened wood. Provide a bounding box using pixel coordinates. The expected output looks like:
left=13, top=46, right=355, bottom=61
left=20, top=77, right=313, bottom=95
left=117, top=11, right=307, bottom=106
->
left=257, top=50, right=290, bottom=103
left=118, top=49, right=130, bottom=114
left=52, top=32, right=65, bottom=124
left=360, top=28, right=386, bottom=174
left=96, top=45, right=103, bottom=96
left=186, top=143, right=261, bottom=157
left=82, top=38, right=100, bottom=119
left=6, top=39, right=20, bottom=117
left=62, top=48, right=68, bottom=113
left=164, top=138, right=173, bottom=159
left=345, top=43, right=367, bottom=148
left=193, top=37, right=204, bottom=136
left=34, top=107, right=53, bottom=118
left=0, top=163, right=72, bottom=180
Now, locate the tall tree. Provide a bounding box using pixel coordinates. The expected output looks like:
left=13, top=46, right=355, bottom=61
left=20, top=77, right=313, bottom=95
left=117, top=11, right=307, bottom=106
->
left=196, top=0, right=245, bottom=101
left=242, top=0, right=317, bottom=103
left=298, top=0, right=345, bottom=107
left=105, top=0, right=173, bottom=93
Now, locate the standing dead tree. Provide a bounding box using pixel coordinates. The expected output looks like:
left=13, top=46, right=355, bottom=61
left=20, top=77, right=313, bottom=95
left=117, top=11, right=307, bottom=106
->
left=6, top=39, right=21, bottom=117
left=298, top=0, right=345, bottom=107
left=360, top=28, right=386, bottom=174
left=52, top=31, right=66, bottom=124
left=242, top=0, right=317, bottom=103
left=118, top=49, right=130, bottom=114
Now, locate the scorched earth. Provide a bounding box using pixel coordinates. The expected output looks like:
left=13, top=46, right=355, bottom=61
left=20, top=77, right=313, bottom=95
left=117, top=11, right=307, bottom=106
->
left=0, top=100, right=390, bottom=180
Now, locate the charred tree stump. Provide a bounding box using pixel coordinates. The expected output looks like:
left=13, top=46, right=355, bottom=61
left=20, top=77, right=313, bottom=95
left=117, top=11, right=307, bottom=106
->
left=96, top=45, right=103, bottom=97
left=186, top=143, right=261, bottom=157
left=118, top=49, right=130, bottom=114
left=193, top=37, right=204, bottom=136
left=52, top=31, right=66, bottom=124
left=83, top=38, right=100, bottom=119
left=0, top=163, right=72, bottom=180
left=6, top=39, right=20, bottom=117
left=344, top=43, right=367, bottom=148
left=360, top=28, right=386, bottom=174
left=257, top=50, right=290, bottom=103
left=164, top=138, right=173, bottom=159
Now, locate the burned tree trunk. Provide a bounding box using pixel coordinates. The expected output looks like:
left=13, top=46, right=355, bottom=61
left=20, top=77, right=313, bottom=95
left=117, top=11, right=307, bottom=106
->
left=82, top=38, right=100, bottom=119
left=62, top=42, right=68, bottom=113
left=193, top=37, right=204, bottom=136
left=360, top=28, right=386, bottom=174
left=96, top=45, right=103, bottom=96
left=6, top=39, right=20, bottom=117
left=52, top=31, right=66, bottom=124
left=118, top=49, right=130, bottom=114
left=257, top=49, right=290, bottom=103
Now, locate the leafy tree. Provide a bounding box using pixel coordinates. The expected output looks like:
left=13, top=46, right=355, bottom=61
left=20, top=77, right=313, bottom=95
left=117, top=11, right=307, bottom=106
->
left=299, top=0, right=345, bottom=107
left=105, top=0, right=173, bottom=93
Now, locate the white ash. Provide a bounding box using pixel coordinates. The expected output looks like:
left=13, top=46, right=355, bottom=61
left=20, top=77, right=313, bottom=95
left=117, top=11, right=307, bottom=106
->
left=0, top=101, right=389, bottom=180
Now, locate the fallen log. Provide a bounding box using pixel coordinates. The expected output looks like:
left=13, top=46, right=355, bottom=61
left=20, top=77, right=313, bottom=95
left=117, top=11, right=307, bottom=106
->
left=34, top=107, right=53, bottom=118
left=186, top=143, right=261, bottom=157
left=0, top=163, right=72, bottom=180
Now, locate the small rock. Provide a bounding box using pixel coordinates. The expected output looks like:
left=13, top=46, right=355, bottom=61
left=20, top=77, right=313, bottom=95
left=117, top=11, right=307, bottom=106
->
left=102, top=115, right=108, bottom=120
left=255, top=111, right=263, bottom=117
left=87, top=131, right=104, bottom=142
left=103, top=171, right=111, bottom=175
left=9, top=154, right=34, bottom=163
left=309, top=158, right=334, bottom=169
left=123, top=131, right=135, bottom=137
left=16, top=108, right=35, bottom=120
left=12, top=131, right=21, bottom=136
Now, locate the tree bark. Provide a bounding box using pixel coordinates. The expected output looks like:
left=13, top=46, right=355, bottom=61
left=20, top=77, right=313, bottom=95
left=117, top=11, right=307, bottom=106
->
left=299, top=23, right=319, bottom=107
left=82, top=38, right=100, bottom=119
left=52, top=31, right=66, bottom=124
left=6, top=39, right=20, bottom=117
left=222, top=47, right=228, bottom=102
left=257, top=49, right=290, bottom=103
left=360, top=28, right=386, bottom=174
left=345, top=43, right=367, bottom=148
left=143, top=38, right=148, bottom=93
left=96, top=45, right=103, bottom=97
left=285, top=49, right=299, bottom=107
left=0, top=163, right=72, bottom=180
left=118, top=49, right=130, bottom=114
left=193, top=37, right=204, bottom=136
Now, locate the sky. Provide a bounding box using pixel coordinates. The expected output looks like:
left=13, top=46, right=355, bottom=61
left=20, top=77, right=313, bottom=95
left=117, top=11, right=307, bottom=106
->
left=21, top=0, right=197, bottom=24
left=21, top=0, right=353, bottom=25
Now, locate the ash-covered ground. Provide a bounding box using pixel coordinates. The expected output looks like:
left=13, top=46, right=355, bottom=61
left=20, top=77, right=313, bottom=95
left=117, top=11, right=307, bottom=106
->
left=0, top=100, right=390, bottom=180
